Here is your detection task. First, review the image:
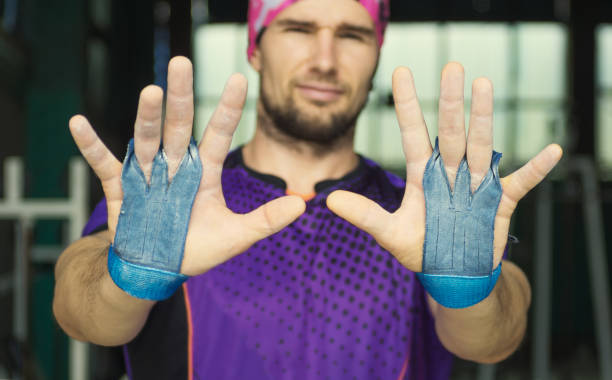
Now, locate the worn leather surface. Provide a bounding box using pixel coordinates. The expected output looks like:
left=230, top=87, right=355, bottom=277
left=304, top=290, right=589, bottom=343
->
left=108, top=138, right=201, bottom=300
left=417, top=139, right=503, bottom=308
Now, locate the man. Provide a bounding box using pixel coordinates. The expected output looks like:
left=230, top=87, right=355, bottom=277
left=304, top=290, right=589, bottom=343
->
left=53, top=0, right=563, bottom=378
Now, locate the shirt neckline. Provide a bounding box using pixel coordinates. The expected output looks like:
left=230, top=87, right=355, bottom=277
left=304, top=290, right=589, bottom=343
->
left=233, top=146, right=368, bottom=195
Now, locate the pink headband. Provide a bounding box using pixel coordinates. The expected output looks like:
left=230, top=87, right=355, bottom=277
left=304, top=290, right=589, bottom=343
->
left=247, top=0, right=390, bottom=59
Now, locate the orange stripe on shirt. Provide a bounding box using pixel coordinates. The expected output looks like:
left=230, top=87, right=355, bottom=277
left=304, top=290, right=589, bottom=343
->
left=286, top=189, right=316, bottom=201
left=182, top=282, right=194, bottom=380
left=397, top=354, right=409, bottom=380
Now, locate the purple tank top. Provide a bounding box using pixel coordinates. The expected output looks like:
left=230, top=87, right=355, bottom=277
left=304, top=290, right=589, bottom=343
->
left=86, top=148, right=453, bottom=379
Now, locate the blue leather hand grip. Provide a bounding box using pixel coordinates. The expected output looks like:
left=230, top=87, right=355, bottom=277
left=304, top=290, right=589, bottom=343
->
left=416, top=139, right=503, bottom=308
left=108, top=138, right=202, bottom=300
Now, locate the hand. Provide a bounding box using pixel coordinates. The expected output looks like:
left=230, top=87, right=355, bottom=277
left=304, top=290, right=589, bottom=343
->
left=69, top=56, right=305, bottom=276
left=327, top=62, right=562, bottom=272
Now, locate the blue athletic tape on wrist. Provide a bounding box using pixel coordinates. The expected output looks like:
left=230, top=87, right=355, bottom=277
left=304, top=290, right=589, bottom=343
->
left=108, top=245, right=188, bottom=300
left=416, top=139, right=503, bottom=308
left=108, top=138, right=202, bottom=300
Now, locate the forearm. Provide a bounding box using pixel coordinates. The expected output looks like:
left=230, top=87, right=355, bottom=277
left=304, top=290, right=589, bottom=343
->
left=53, top=230, right=155, bottom=346
left=427, top=260, right=531, bottom=363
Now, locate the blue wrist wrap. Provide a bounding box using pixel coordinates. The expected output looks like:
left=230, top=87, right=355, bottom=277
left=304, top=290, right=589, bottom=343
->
left=108, top=138, right=202, bottom=300
left=416, top=139, right=503, bottom=308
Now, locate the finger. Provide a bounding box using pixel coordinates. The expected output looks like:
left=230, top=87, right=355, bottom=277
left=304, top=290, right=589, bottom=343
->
left=501, top=144, right=563, bottom=205
left=198, top=73, right=248, bottom=196
left=326, top=190, right=393, bottom=244
left=163, top=56, right=194, bottom=178
left=392, top=67, right=432, bottom=166
left=134, top=85, right=163, bottom=184
left=467, top=77, right=494, bottom=192
left=240, top=195, right=306, bottom=244
left=438, top=62, right=466, bottom=189
left=69, top=115, right=121, bottom=186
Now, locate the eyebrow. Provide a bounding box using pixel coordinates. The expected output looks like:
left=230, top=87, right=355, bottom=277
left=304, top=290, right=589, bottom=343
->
left=336, top=23, right=376, bottom=37
left=275, top=19, right=316, bottom=28
left=275, top=18, right=375, bottom=37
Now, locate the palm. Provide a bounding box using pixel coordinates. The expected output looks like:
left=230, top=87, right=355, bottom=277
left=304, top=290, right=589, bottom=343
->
left=69, top=57, right=305, bottom=277
left=327, top=63, right=562, bottom=273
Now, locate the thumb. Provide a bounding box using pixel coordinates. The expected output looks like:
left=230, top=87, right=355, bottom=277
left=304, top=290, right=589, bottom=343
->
left=326, top=190, right=392, bottom=242
left=501, top=143, right=563, bottom=207
left=241, top=195, right=306, bottom=244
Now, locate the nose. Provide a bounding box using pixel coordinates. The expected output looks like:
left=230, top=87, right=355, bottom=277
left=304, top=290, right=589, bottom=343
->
left=310, top=27, right=337, bottom=75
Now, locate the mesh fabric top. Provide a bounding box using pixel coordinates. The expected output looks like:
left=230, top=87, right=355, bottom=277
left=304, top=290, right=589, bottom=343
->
left=85, top=148, right=453, bottom=380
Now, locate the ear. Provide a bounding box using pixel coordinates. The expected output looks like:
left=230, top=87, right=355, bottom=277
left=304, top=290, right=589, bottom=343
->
left=248, top=47, right=262, bottom=73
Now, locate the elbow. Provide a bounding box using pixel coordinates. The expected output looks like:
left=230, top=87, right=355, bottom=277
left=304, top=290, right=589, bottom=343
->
left=473, top=316, right=528, bottom=364
left=52, top=292, right=89, bottom=342
left=53, top=296, right=137, bottom=346
left=52, top=280, right=130, bottom=346
left=53, top=291, right=143, bottom=346
left=452, top=308, right=529, bottom=364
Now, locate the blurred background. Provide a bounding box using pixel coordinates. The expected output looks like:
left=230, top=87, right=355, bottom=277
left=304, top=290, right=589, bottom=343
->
left=0, top=0, right=611, bottom=379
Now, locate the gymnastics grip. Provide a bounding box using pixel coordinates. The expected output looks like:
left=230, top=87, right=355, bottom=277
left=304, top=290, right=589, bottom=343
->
left=416, top=140, right=503, bottom=308
left=108, top=138, right=202, bottom=300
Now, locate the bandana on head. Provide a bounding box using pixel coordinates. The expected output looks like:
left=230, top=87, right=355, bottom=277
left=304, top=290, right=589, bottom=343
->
left=247, top=0, right=390, bottom=59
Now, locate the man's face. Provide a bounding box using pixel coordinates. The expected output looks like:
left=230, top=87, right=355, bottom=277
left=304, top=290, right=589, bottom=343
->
left=250, top=0, right=380, bottom=145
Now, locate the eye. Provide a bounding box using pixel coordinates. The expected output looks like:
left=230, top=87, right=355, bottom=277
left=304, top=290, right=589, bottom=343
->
left=338, top=32, right=364, bottom=41
left=285, top=26, right=310, bottom=34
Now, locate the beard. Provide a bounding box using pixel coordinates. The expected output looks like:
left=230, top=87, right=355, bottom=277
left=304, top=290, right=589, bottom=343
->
left=259, top=78, right=369, bottom=147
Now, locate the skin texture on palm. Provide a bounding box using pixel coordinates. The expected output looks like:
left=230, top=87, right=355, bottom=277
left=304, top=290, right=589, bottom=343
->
left=326, top=63, right=563, bottom=274
left=68, top=58, right=561, bottom=291
left=69, top=58, right=306, bottom=278
left=59, top=1, right=559, bottom=362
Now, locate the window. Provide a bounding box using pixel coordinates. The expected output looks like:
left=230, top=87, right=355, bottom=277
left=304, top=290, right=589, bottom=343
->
left=194, top=22, right=567, bottom=171
left=597, top=24, right=612, bottom=172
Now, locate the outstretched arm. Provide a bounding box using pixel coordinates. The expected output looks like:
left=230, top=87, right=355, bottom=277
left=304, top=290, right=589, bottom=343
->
left=427, top=259, right=530, bottom=363
left=53, top=230, right=155, bottom=345
left=327, top=63, right=562, bottom=362
left=53, top=57, right=305, bottom=346
left=425, top=64, right=560, bottom=362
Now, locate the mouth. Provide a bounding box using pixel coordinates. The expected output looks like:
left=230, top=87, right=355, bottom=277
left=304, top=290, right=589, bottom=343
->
left=296, top=83, right=345, bottom=102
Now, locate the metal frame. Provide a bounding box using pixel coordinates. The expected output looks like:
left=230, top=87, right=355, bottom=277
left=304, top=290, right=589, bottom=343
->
left=0, top=156, right=89, bottom=380
left=532, top=157, right=612, bottom=380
